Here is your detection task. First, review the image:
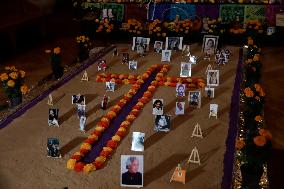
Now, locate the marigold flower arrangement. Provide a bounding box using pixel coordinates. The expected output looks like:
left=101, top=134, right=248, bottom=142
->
left=207, top=18, right=225, bottom=35
left=95, top=18, right=114, bottom=33
left=125, top=19, right=143, bottom=35
left=1, top=66, right=28, bottom=99
left=245, top=20, right=264, bottom=34
left=148, top=19, right=166, bottom=37
left=76, top=35, right=93, bottom=61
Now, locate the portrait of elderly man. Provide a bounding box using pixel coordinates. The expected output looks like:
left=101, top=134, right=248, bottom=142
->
left=121, top=156, right=143, bottom=186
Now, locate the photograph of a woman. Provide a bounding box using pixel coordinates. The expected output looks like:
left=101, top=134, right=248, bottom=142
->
left=180, top=63, right=191, bottom=77
left=207, top=70, right=219, bottom=87
left=202, top=35, right=219, bottom=54
left=154, top=115, right=170, bottom=132
left=121, top=155, right=143, bottom=187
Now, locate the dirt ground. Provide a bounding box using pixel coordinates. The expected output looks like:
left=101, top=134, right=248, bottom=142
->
left=0, top=44, right=239, bottom=189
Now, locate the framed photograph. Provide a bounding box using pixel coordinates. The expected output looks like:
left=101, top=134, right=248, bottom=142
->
left=152, top=99, right=163, bottom=115
left=136, top=45, right=145, bottom=57
left=161, top=50, right=171, bottom=62
left=202, top=35, right=219, bottom=54
left=132, top=37, right=142, bottom=51
left=98, top=60, right=107, bottom=71
left=210, top=104, right=218, bottom=116
left=182, top=44, right=190, bottom=57
left=122, top=53, right=129, bottom=64
left=180, top=63, right=191, bottom=77
left=72, top=94, right=85, bottom=105
left=47, top=138, right=61, bottom=158
left=131, top=132, right=145, bottom=152
left=106, top=81, right=115, bottom=92
left=165, top=37, right=183, bottom=50
left=121, top=155, right=143, bottom=187
left=205, top=87, right=215, bottom=98
left=175, top=102, right=185, bottom=115
left=154, top=115, right=170, bottom=132
left=48, top=108, right=59, bottom=126
left=188, top=91, right=201, bottom=108
left=101, top=95, right=110, bottom=110
left=207, top=70, right=219, bottom=87
left=141, top=38, right=150, bottom=52
left=129, top=60, right=138, bottom=70
left=176, top=84, right=186, bottom=97
left=154, top=41, right=163, bottom=53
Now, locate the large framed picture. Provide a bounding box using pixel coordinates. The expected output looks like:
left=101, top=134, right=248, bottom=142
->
left=121, top=155, right=143, bottom=187
left=202, top=35, right=219, bottom=54
left=165, top=37, right=183, bottom=50
left=207, top=70, right=219, bottom=87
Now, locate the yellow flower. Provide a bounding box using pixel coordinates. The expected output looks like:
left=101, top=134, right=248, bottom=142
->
left=21, top=85, right=28, bottom=94
left=9, top=72, right=18, bottom=80
left=7, top=80, right=15, bottom=87
left=66, top=159, right=76, bottom=170
left=10, top=66, right=16, bottom=71
left=0, top=73, right=9, bottom=81
left=53, top=47, right=61, bottom=54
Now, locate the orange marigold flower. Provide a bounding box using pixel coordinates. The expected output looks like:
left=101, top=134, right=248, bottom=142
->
left=7, top=80, right=15, bottom=87
left=244, top=87, right=254, bottom=97
left=259, top=129, right=272, bottom=140
left=235, top=139, right=245, bottom=150
left=53, top=47, right=61, bottom=54
left=253, top=136, right=267, bottom=147
left=9, top=72, right=18, bottom=80
left=255, top=115, right=263, bottom=122
left=20, top=85, right=28, bottom=94
left=0, top=73, right=9, bottom=81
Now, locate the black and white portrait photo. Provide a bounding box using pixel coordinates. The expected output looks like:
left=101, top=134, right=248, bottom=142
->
left=48, top=108, right=59, bottom=126
left=182, top=44, right=191, bottom=57
left=72, top=94, right=85, bottom=105
left=175, top=101, right=185, bottom=115
left=166, top=37, right=183, bottom=50
left=47, top=138, right=61, bottom=158
left=122, top=53, right=129, bottom=64
left=154, top=41, right=163, bottom=53
left=132, top=37, right=150, bottom=52
left=129, top=60, right=138, bottom=70
left=131, top=132, right=145, bottom=152
left=136, top=45, right=145, bottom=57
left=202, top=35, right=219, bottom=54
left=207, top=70, right=219, bottom=87
left=152, top=99, right=163, bottom=115
left=121, top=155, right=143, bottom=187
left=188, top=91, right=201, bottom=108
left=180, top=63, right=191, bottom=77
left=161, top=50, right=171, bottom=62
left=176, top=84, right=186, bottom=97
left=154, top=115, right=170, bottom=132
left=106, top=81, right=115, bottom=92
left=205, top=87, right=215, bottom=98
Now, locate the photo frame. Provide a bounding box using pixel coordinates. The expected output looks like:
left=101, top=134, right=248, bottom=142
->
left=202, top=35, right=219, bottom=54
left=154, top=41, right=163, bottom=53
left=209, top=104, right=218, bottom=118
left=207, top=70, right=219, bottom=87
left=165, top=37, right=183, bottom=50
left=72, top=94, right=85, bottom=105
left=154, top=115, right=171, bottom=132
left=131, top=132, right=145, bottom=152
left=121, top=155, right=143, bottom=187
left=47, top=138, right=61, bottom=158
left=161, top=50, right=171, bottom=62
left=180, top=63, right=191, bottom=77
left=189, top=55, right=197, bottom=64
left=182, top=44, right=191, bottom=57
left=176, top=84, right=186, bottom=97
left=48, top=108, right=59, bottom=126
left=152, top=99, right=163, bottom=115
left=132, top=37, right=150, bottom=52
left=106, top=81, right=115, bottom=92
left=129, top=60, right=138, bottom=70
left=205, top=87, right=215, bottom=98
left=175, top=102, right=185, bottom=115
left=188, top=91, right=201, bottom=108
left=136, top=45, right=145, bottom=57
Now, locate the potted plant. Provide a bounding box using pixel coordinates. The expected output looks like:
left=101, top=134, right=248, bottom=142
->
left=46, top=47, right=64, bottom=80
left=0, top=66, right=28, bottom=107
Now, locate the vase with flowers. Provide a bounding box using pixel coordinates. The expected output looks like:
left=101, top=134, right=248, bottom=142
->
left=0, top=66, right=28, bottom=107
left=46, top=47, right=64, bottom=80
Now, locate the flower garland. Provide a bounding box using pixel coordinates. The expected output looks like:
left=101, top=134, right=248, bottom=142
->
left=67, top=64, right=166, bottom=173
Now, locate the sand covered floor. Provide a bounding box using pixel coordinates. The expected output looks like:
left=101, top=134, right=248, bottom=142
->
left=0, top=44, right=239, bottom=189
